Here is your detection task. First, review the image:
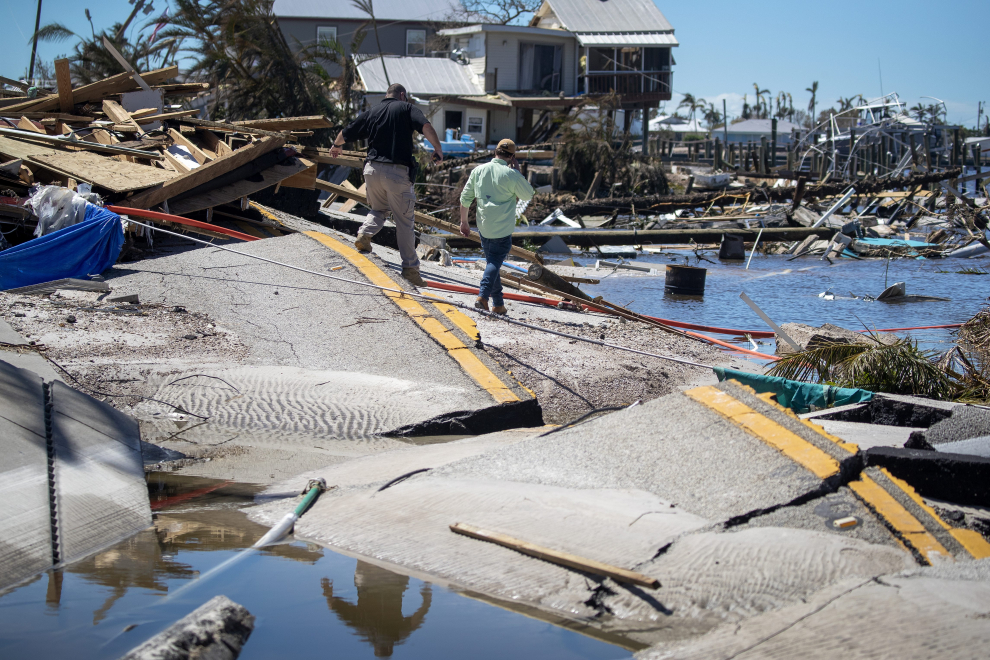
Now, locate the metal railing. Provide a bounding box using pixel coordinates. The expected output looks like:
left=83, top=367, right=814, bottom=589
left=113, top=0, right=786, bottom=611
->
left=583, top=71, right=670, bottom=95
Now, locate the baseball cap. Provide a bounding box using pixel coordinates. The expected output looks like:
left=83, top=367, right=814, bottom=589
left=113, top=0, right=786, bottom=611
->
left=496, top=138, right=517, bottom=155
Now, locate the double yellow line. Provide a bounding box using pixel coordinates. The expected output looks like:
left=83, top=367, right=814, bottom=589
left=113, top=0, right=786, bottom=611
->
left=304, top=231, right=519, bottom=404
left=686, top=384, right=990, bottom=564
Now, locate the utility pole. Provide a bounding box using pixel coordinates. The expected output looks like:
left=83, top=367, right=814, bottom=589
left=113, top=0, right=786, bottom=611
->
left=28, top=0, right=43, bottom=83
left=723, top=99, right=728, bottom=146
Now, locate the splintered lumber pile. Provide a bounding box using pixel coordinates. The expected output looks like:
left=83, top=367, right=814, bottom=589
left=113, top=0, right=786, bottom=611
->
left=0, top=65, right=337, bottom=231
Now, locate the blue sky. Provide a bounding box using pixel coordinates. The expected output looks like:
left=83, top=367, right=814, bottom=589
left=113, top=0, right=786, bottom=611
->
left=4, top=0, right=987, bottom=126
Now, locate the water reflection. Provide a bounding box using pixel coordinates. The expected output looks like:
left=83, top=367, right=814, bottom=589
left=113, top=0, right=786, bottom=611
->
left=323, top=562, right=432, bottom=657
left=52, top=474, right=323, bottom=624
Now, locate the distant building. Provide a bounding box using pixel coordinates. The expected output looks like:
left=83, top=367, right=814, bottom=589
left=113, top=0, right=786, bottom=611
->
left=648, top=115, right=706, bottom=140
left=723, top=118, right=801, bottom=144
left=273, top=0, right=464, bottom=73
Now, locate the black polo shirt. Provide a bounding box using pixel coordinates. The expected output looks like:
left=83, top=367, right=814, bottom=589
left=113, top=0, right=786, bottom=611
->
left=342, top=98, right=429, bottom=176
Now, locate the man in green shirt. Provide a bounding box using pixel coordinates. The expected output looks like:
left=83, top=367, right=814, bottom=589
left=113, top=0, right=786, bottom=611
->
left=459, top=139, right=534, bottom=315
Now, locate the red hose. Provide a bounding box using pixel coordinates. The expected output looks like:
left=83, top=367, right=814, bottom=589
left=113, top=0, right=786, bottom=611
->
left=424, top=279, right=778, bottom=360
left=107, top=205, right=260, bottom=242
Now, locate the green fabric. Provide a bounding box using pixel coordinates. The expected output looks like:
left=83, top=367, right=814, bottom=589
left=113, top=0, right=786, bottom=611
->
left=713, top=368, right=873, bottom=414
left=460, top=158, right=535, bottom=239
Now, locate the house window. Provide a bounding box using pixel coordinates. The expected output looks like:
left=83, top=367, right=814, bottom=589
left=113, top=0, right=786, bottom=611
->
left=406, top=29, right=426, bottom=56
left=518, top=43, right=562, bottom=92
left=467, top=116, right=483, bottom=133
left=316, top=26, right=337, bottom=44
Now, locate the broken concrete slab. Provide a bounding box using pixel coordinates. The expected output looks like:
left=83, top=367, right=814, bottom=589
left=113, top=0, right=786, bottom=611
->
left=864, top=446, right=990, bottom=508
left=0, top=318, right=28, bottom=346
left=774, top=322, right=898, bottom=355
left=118, top=595, right=254, bottom=660
left=636, top=561, right=990, bottom=660
left=909, top=406, right=990, bottom=450
left=0, top=359, right=53, bottom=589
left=937, top=435, right=990, bottom=458
left=810, top=419, right=924, bottom=449
left=50, top=380, right=151, bottom=565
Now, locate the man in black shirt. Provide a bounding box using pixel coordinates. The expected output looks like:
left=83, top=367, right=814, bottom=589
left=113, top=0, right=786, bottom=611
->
left=330, top=83, right=444, bottom=286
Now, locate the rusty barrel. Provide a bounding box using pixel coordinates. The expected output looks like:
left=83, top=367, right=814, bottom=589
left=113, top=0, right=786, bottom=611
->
left=664, top=264, right=707, bottom=296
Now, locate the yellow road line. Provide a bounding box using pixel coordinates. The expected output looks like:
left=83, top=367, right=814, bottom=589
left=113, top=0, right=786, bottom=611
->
left=249, top=201, right=287, bottom=226
left=881, top=469, right=990, bottom=560
left=848, top=474, right=951, bottom=563
left=234, top=221, right=267, bottom=239
left=421, top=293, right=480, bottom=341
left=265, top=225, right=284, bottom=237
left=685, top=386, right=840, bottom=479
left=303, top=231, right=519, bottom=403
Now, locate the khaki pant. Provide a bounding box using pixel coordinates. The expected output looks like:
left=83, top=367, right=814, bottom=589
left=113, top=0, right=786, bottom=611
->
left=358, top=161, right=419, bottom=269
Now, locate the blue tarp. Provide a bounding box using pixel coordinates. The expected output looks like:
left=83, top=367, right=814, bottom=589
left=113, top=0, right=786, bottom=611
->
left=713, top=367, right=874, bottom=414
left=0, top=204, right=124, bottom=291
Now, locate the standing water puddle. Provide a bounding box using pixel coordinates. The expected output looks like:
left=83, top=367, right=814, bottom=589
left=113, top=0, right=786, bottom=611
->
left=577, top=253, right=990, bottom=359
left=0, top=473, right=634, bottom=659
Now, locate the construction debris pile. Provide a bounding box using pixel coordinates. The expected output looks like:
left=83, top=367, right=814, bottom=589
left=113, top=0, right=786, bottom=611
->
left=0, top=62, right=338, bottom=247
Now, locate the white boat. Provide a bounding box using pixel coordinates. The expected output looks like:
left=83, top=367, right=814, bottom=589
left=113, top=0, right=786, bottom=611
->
left=693, top=172, right=732, bottom=190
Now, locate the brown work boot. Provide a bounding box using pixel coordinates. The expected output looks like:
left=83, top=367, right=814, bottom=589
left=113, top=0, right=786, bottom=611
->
left=402, top=267, right=426, bottom=287
left=492, top=305, right=507, bottom=315
left=354, top=234, right=373, bottom=253
left=474, top=297, right=490, bottom=312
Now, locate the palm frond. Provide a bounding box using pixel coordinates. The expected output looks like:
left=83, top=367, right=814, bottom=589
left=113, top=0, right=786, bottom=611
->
left=32, top=23, right=77, bottom=44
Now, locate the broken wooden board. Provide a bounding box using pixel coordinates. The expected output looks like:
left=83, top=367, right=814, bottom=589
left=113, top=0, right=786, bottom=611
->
left=232, top=116, right=333, bottom=131
left=28, top=151, right=178, bottom=193
left=2, top=66, right=179, bottom=114
left=120, top=135, right=287, bottom=209
left=167, top=159, right=309, bottom=215
left=278, top=157, right=316, bottom=189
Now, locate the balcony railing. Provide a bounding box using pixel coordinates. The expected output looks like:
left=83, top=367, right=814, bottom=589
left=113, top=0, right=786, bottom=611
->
left=583, top=71, right=671, bottom=96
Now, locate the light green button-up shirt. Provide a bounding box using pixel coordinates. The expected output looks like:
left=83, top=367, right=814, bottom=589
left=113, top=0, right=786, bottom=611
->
left=459, top=158, right=535, bottom=239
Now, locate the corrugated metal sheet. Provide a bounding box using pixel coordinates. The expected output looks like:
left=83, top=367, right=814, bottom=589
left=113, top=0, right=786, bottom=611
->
left=547, top=0, right=674, bottom=33
left=357, top=57, right=483, bottom=96
left=576, top=32, right=679, bottom=47
left=273, top=0, right=461, bottom=21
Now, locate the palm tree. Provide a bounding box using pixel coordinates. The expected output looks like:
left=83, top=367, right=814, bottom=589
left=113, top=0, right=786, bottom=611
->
left=752, top=83, right=769, bottom=119
left=703, top=102, right=721, bottom=136
left=805, top=81, right=819, bottom=127
left=31, top=8, right=178, bottom=84
left=351, top=0, right=389, bottom=86
left=155, top=0, right=341, bottom=126
left=678, top=93, right=705, bottom=129
left=909, top=103, right=927, bottom=122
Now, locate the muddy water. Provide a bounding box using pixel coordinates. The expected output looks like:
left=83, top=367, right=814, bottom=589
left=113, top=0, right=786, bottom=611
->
left=577, top=252, right=990, bottom=360
left=0, top=474, right=631, bottom=660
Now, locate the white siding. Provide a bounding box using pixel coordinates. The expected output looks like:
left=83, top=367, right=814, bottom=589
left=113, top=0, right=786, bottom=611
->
left=487, top=107, right=516, bottom=144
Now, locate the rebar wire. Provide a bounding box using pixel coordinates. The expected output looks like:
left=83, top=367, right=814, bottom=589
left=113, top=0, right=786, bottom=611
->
left=128, top=221, right=712, bottom=370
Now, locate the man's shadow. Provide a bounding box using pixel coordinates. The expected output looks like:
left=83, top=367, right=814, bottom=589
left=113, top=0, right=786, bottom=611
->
left=322, top=561, right=432, bottom=657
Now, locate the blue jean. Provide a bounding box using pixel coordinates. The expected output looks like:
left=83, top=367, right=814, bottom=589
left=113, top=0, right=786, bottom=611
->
left=479, top=235, right=513, bottom=306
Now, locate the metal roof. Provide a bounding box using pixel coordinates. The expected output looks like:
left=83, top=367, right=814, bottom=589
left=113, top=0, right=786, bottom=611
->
left=725, top=119, right=802, bottom=134
left=576, top=32, right=678, bottom=47
left=357, top=56, right=483, bottom=96
left=273, top=0, right=463, bottom=21
left=439, top=24, right=574, bottom=38
left=544, top=0, right=674, bottom=34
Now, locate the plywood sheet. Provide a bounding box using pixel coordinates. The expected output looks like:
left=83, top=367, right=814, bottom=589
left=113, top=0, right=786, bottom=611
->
left=0, top=135, right=57, bottom=160
left=28, top=151, right=178, bottom=193
left=168, top=159, right=309, bottom=215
